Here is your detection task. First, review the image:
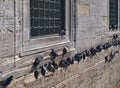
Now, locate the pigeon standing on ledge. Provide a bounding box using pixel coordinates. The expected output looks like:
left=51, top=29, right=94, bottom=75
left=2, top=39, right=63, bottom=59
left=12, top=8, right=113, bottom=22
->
left=46, top=62, right=55, bottom=73
left=34, top=70, right=39, bottom=79
left=59, top=60, right=69, bottom=68
left=39, top=64, right=47, bottom=76
left=31, top=55, right=43, bottom=72
left=66, top=57, right=74, bottom=64
left=105, top=56, right=109, bottom=63
left=59, top=30, right=66, bottom=37
left=96, top=45, right=103, bottom=52
left=50, top=49, right=58, bottom=61
left=0, top=76, right=13, bottom=88
left=74, top=53, right=81, bottom=62
left=113, top=34, right=118, bottom=39
left=62, top=47, right=68, bottom=58
left=90, top=48, right=97, bottom=56
left=52, top=61, right=58, bottom=69
left=33, top=56, right=43, bottom=67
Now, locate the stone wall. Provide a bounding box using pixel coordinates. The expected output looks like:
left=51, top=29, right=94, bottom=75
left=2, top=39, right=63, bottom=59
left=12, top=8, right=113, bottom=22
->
left=0, top=0, right=14, bottom=58
left=75, top=0, right=108, bottom=50
left=7, top=46, right=120, bottom=88
left=0, top=0, right=120, bottom=88
left=0, top=0, right=15, bottom=80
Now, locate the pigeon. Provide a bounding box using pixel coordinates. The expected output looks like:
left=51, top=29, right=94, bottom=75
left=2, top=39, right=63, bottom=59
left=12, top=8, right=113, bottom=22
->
left=31, top=55, right=43, bottom=72
left=102, top=43, right=109, bottom=50
left=113, top=34, right=118, bottom=39
left=84, top=50, right=91, bottom=57
left=66, top=57, right=74, bottom=64
left=96, top=45, right=103, bottom=52
left=62, top=47, right=67, bottom=57
left=46, top=62, right=55, bottom=73
left=39, top=64, right=47, bottom=76
left=50, top=49, right=58, bottom=61
left=90, top=48, right=97, bottom=56
left=105, top=56, right=109, bottom=63
left=59, top=60, right=69, bottom=68
left=0, top=76, right=13, bottom=88
left=59, top=30, right=66, bottom=36
left=52, top=61, right=58, bottom=69
left=33, top=55, right=43, bottom=67
left=74, top=53, right=81, bottom=62
left=82, top=52, right=86, bottom=60
left=108, top=51, right=119, bottom=63
left=34, top=70, right=39, bottom=79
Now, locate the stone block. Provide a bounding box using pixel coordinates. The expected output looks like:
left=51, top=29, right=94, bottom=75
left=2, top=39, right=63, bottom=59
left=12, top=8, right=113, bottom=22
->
left=78, top=4, right=90, bottom=16
left=102, top=16, right=108, bottom=27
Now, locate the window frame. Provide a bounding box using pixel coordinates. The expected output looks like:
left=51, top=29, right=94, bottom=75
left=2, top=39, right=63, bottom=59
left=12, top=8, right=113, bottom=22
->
left=30, top=0, right=65, bottom=37
left=109, top=0, right=119, bottom=31
left=19, top=0, right=71, bottom=56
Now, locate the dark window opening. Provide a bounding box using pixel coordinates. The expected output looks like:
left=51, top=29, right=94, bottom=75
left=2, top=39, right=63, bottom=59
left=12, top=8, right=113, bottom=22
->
left=109, top=0, right=118, bottom=31
left=30, top=0, right=65, bottom=37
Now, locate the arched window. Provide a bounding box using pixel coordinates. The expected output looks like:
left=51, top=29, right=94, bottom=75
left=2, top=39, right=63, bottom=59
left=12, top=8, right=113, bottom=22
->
left=30, top=0, right=65, bottom=37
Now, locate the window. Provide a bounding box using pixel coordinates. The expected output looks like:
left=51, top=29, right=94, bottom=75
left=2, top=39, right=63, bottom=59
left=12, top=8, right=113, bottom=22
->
left=109, top=0, right=118, bottom=31
left=30, top=0, right=65, bottom=37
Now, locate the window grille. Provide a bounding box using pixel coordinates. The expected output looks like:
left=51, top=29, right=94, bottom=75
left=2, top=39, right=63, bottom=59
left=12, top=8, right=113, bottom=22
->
left=109, top=0, right=118, bottom=31
left=30, top=0, right=65, bottom=37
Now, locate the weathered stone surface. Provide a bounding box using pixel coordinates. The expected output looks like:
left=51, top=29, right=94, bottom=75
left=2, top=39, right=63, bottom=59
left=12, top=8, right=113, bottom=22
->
left=102, top=16, right=108, bottom=27
left=78, top=4, right=90, bottom=16
left=6, top=47, right=120, bottom=88
left=0, top=0, right=120, bottom=88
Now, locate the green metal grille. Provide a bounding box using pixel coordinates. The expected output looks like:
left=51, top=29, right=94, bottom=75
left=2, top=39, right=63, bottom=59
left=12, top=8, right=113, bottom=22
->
left=30, top=0, right=65, bottom=37
left=109, top=0, right=118, bottom=30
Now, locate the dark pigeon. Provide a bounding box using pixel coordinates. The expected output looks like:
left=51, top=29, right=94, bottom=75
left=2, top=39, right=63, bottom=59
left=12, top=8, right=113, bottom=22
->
left=96, top=45, right=103, bottom=52
left=90, top=48, right=97, bottom=56
left=0, top=76, right=13, bottom=88
left=74, top=53, right=81, bottom=62
left=66, top=57, right=74, bottom=64
left=102, top=43, right=109, bottom=50
left=50, top=49, right=58, bottom=61
left=59, top=60, right=69, bottom=68
left=113, top=34, right=118, bottom=39
left=62, top=47, right=67, bottom=57
left=33, top=55, right=43, bottom=67
left=34, top=70, right=39, bottom=79
left=39, top=64, right=47, bottom=76
left=52, top=61, right=58, bottom=69
left=59, top=30, right=66, bottom=36
left=105, top=56, right=109, bottom=63
left=85, top=50, right=91, bottom=57
left=31, top=55, right=43, bottom=72
left=46, top=62, right=55, bottom=73
left=108, top=51, right=119, bottom=63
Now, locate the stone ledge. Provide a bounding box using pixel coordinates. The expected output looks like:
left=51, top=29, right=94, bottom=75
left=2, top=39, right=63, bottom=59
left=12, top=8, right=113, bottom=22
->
left=0, top=48, right=76, bottom=80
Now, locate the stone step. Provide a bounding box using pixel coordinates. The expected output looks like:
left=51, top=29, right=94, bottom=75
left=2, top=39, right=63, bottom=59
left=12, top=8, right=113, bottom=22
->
left=0, top=48, right=76, bottom=80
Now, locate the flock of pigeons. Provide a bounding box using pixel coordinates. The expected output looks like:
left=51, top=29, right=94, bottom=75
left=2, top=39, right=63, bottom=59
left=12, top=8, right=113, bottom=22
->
left=0, top=34, right=120, bottom=88
left=33, top=34, right=120, bottom=80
